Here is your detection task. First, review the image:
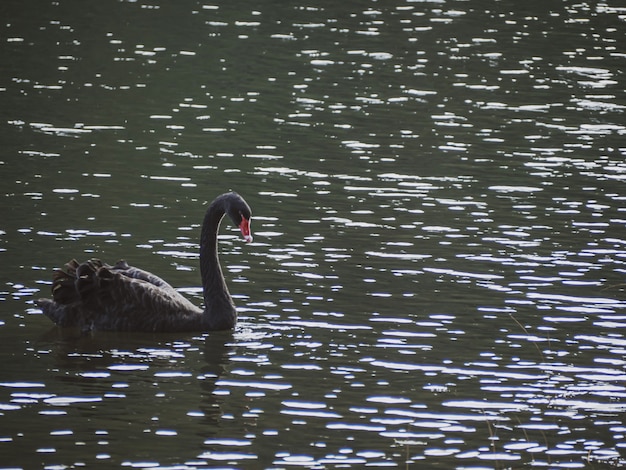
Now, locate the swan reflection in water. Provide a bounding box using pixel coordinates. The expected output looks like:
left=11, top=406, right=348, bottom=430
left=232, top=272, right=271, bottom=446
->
left=37, top=192, right=253, bottom=332
left=36, top=326, right=235, bottom=437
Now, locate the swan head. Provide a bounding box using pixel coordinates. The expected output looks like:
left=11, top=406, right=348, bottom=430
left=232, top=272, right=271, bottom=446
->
left=224, top=192, right=253, bottom=243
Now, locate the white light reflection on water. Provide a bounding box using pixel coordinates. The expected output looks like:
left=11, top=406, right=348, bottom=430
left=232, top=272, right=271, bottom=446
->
left=2, top=0, right=626, bottom=468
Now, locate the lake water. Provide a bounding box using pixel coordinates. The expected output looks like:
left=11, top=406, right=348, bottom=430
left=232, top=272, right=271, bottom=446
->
left=1, top=0, right=625, bottom=468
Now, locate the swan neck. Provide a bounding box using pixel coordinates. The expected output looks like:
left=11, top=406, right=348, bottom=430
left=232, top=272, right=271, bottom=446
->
left=199, top=200, right=236, bottom=328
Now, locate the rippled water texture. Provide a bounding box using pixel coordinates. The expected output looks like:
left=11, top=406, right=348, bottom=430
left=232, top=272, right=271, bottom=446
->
left=2, top=0, right=625, bottom=468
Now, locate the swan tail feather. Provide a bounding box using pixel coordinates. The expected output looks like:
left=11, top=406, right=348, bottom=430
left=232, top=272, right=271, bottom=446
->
left=36, top=298, right=84, bottom=328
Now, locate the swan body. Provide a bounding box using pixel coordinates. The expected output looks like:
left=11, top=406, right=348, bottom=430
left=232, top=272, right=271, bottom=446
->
left=37, top=192, right=252, bottom=332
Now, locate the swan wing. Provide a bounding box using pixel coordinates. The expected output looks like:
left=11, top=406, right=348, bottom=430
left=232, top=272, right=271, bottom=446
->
left=38, top=259, right=204, bottom=332
left=107, top=259, right=179, bottom=293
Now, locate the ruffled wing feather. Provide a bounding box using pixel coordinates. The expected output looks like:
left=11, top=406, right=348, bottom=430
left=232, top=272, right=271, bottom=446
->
left=38, top=259, right=204, bottom=332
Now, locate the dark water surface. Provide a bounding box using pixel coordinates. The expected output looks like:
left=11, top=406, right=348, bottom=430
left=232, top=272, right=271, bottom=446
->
left=2, top=0, right=625, bottom=468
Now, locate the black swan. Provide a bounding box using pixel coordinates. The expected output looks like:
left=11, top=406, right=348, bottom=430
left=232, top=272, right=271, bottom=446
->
left=37, top=192, right=252, bottom=332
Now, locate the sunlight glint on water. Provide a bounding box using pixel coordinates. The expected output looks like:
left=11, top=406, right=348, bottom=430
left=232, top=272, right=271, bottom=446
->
left=1, top=0, right=625, bottom=468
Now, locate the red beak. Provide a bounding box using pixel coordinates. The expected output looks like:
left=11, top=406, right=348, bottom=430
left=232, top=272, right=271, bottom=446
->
left=239, top=217, right=253, bottom=243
